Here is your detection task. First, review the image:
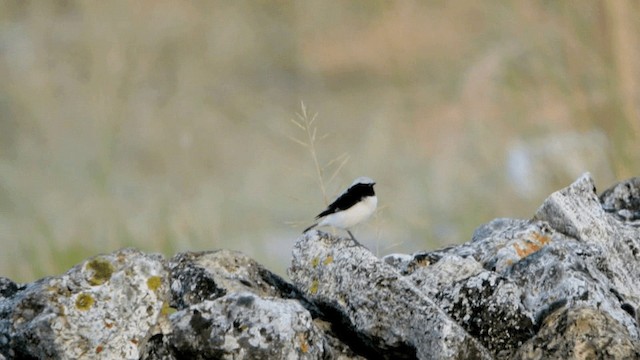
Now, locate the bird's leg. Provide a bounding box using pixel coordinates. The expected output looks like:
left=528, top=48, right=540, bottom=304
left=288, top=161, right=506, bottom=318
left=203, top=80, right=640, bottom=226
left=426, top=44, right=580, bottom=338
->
left=346, top=230, right=363, bottom=247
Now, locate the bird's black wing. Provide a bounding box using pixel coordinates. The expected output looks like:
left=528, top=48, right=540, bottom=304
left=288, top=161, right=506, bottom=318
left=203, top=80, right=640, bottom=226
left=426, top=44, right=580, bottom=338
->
left=315, top=186, right=363, bottom=218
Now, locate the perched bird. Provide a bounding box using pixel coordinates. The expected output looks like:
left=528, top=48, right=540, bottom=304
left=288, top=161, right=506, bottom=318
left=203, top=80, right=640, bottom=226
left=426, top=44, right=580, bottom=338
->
left=303, top=177, right=377, bottom=240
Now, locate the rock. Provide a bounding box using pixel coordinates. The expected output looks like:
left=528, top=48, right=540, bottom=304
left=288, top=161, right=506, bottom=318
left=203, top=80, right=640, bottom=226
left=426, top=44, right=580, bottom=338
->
left=382, top=220, right=560, bottom=357
left=0, top=278, right=18, bottom=299
left=167, top=250, right=318, bottom=315
left=514, top=307, right=640, bottom=359
left=168, top=292, right=327, bottom=359
left=3, top=173, right=640, bottom=359
left=156, top=250, right=358, bottom=360
left=378, top=173, right=640, bottom=358
left=432, top=269, right=534, bottom=357
left=534, top=173, right=640, bottom=320
left=600, top=176, right=640, bottom=224
left=0, top=248, right=167, bottom=359
left=288, top=232, right=493, bottom=359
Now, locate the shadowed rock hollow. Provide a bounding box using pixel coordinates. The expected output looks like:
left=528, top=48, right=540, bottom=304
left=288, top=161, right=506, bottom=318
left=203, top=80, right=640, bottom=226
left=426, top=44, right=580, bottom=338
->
left=2, top=173, right=640, bottom=359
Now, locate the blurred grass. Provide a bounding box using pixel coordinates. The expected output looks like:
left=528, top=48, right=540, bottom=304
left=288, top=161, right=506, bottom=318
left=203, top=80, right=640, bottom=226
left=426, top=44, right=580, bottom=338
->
left=0, top=1, right=638, bottom=282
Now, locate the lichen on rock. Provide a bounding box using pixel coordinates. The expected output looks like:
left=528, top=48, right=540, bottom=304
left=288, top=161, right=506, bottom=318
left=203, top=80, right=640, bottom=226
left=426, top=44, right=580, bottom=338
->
left=1, top=248, right=167, bottom=359
left=85, top=257, right=115, bottom=286
left=3, top=174, right=640, bottom=359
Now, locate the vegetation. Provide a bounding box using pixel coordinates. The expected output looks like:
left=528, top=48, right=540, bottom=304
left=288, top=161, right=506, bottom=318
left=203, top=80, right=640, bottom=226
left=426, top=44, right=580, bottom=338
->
left=0, top=1, right=638, bottom=281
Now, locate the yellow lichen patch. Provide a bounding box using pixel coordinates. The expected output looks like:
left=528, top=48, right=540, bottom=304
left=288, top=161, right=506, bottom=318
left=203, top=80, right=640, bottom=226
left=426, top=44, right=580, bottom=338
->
left=161, top=301, right=177, bottom=316
left=323, top=255, right=333, bottom=265
left=86, top=258, right=114, bottom=286
left=309, top=279, right=319, bottom=295
left=146, top=276, right=162, bottom=292
left=311, top=257, right=320, bottom=268
left=75, top=293, right=95, bottom=311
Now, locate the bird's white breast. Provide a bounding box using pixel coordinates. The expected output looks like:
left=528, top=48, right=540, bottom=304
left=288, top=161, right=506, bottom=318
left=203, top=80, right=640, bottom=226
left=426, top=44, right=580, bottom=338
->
left=318, top=195, right=377, bottom=229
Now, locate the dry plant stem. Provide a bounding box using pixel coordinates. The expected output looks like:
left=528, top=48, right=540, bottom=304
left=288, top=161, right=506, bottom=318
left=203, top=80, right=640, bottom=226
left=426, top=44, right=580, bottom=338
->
left=291, top=102, right=349, bottom=207
left=303, top=105, right=328, bottom=205
left=290, top=102, right=328, bottom=205
left=289, top=102, right=351, bottom=237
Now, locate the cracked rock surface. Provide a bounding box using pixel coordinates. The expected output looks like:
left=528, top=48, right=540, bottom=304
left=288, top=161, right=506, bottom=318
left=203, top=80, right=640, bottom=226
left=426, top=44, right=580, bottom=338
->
left=0, top=248, right=166, bottom=359
left=383, top=174, right=640, bottom=359
left=168, top=292, right=326, bottom=360
left=288, top=233, right=492, bottom=360
left=2, top=173, right=640, bottom=359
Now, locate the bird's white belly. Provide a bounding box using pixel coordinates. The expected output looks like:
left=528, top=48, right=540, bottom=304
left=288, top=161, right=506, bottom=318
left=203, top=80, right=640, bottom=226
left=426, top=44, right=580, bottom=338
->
left=318, top=196, right=377, bottom=229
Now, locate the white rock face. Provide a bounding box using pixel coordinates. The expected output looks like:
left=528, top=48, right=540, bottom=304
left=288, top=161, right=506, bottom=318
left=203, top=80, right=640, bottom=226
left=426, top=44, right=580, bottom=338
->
left=288, top=232, right=493, bottom=360
left=2, top=248, right=166, bottom=359
left=169, top=292, right=326, bottom=360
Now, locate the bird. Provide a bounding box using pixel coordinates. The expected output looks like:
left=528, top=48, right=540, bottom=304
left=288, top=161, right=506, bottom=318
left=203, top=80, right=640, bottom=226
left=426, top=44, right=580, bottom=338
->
left=303, top=177, right=377, bottom=240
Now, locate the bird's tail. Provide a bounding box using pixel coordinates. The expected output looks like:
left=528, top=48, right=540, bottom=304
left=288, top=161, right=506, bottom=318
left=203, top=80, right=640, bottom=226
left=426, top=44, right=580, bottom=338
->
left=303, top=223, right=318, bottom=233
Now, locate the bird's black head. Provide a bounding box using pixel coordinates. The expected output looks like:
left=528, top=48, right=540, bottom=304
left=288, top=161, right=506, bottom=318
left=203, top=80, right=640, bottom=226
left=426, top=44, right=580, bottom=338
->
left=350, top=177, right=376, bottom=197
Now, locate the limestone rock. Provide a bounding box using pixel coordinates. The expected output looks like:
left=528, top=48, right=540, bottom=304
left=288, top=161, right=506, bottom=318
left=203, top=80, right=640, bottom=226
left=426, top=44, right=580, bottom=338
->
left=381, top=173, right=640, bottom=358
left=0, top=278, right=18, bottom=299
left=0, top=248, right=167, bottom=359
left=167, top=250, right=318, bottom=315
left=168, top=292, right=326, bottom=359
left=289, top=232, right=493, bottom=360
left=3, top=173, right=640, bottom=359
left=155, top=250, right=358, bottom=360
left=515, top=307, right=640, bottom=359
left=432, top=269, right=533, bottom=357
left=600, top=176, right=640, bottom=223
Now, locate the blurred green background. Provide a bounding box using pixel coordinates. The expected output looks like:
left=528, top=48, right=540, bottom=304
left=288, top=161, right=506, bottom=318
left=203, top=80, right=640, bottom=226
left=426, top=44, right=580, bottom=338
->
left=1, top=1, right=638, bottom=282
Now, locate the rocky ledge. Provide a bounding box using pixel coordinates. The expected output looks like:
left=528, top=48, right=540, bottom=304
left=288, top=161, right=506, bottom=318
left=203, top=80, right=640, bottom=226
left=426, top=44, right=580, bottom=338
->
left=2, top=173, right=640, bottom=359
